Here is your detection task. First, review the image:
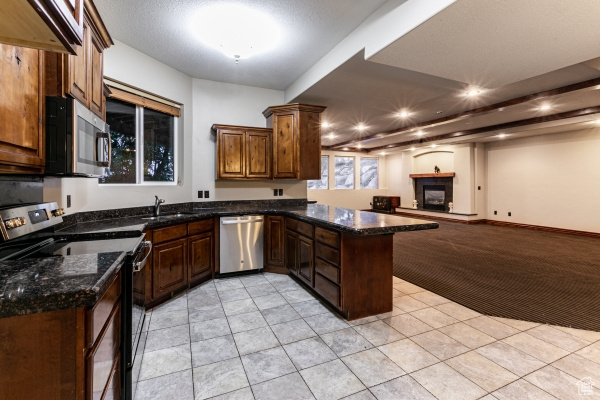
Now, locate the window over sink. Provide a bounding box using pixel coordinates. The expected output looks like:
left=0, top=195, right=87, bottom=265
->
left=100, top=84, right=180, bottom=185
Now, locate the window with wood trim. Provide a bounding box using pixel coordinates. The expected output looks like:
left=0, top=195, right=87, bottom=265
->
left=100, top=87, right=179, bottom=185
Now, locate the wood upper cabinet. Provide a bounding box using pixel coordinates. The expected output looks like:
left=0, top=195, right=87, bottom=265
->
left=264, top=215, right=285, bottom=269
left=0, top=44, right=45, bottom=174
left=0, top=0, right=84, bottom=54
left=263, top=103, right=326, bottom=180
left=45, top=0, right=113, bottom=118
left=213, top=124, right=272, bottom=180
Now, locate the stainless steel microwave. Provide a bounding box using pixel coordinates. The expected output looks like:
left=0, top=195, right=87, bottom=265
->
left=45, top=96, right=111, bottom=177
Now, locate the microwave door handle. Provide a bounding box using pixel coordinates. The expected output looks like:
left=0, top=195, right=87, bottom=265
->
left=95, top=131, right=111, bottom=167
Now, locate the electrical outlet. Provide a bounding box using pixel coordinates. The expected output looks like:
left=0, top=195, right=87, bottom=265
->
left=278, top=188, right=283, bottom=196
left=273, top=189, right=278, bottom=196
left=494, top=210, right=497, bottom=215
left=198, top=191, right=203, bottom=198
left=508, top=212, right=511, bottom=216
left=67, top=195, right=71, bottom=208
left=204, top=191, right=209, bottom=198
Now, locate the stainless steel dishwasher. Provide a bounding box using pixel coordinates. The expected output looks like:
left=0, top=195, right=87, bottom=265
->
left=220, top=215, right=264, bottom=273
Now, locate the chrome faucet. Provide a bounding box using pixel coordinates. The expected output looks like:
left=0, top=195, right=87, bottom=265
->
left=154, top=195, right=165, bottom=217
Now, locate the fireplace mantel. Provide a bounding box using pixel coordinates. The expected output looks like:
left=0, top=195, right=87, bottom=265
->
left=410, top=172, right=455, bottom=179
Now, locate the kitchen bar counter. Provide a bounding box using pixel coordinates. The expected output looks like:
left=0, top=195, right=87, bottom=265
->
left=56, top=203, right=438, bottom=236
left=0, top=201, right=436, bottom=319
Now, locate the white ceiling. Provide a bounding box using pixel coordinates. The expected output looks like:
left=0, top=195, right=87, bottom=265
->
left=94, top=0, right=600, bottom=153
left=94, top=0, right=388, bottom=90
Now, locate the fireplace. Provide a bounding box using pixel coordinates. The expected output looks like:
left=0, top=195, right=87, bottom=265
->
left=423, top=185, right=446, bottom=211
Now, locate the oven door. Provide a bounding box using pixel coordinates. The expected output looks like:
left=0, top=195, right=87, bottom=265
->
left=124, top=239, right=151, bottom=400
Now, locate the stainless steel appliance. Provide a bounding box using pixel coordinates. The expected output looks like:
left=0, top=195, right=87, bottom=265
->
left=370, top=196, right=400, bottom=214
left=219, top=215, right=264, bottom=274
left=0, top=202, right=150, bottom=400
left=45, top=96, right=111, bottom=177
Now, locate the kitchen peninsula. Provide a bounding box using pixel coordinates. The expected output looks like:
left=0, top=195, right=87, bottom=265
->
left=34, top=201, right=438, bottom=319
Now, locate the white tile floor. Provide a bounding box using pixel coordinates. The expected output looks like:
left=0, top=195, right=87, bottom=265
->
left=134, top=273, right=600, bottom=400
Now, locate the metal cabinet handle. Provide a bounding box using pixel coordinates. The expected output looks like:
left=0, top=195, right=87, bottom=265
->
left=222, top=218, right=264, bottom=225
left=133, top=240, right=152, bottom=272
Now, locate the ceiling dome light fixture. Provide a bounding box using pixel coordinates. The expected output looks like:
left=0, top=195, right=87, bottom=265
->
left=398, top=111, right=410, bottom=118
left=465, top=89, right=481, bottom=97
left=539, top=104, right=551, bottom=111
left=193, top=4, right=281, bottom=61
left=355, top=123, right=367, bottom=131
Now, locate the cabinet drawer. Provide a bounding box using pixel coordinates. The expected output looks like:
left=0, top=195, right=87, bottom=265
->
left=87, top=270, right=121, bottom=348
left=315, top=258, right=340, bottom=284
left=285, top=218, right=298, bottom=232
left=314, top=273, right=340, bottom=308
left=152, top=223, right=187, bottom=244
left=315, top=227, right=340, bottom=248
left=188, top=219, right=214, bottom=235
left=315, top=242, right=340, bottom=266
left=297, top=220, right=314, bottom=237
left=88, top=303, right=121, bottom=400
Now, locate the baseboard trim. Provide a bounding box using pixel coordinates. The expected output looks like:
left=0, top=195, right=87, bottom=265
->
left=484, top=220, right=600, bottom=238
left=394, top=212, right=486, bottom=224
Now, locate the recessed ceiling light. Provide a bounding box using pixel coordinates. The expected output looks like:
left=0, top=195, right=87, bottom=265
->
left=431, top=144, right=437, bottom=148
left=498, top=133, right=506, bottom=138
left=594, top=119, right=600, bottom=124
left=327, top=133, right=336, bottom=139
left=398, top=111, right=410, bottom=118
left=465, top=88, right=482, bottom=97
left=193, top=5, right=280, bottom=60
left=410, top=147, right=416, bottom=151
left=356, top=143, right=362, bottom=149
left=436, top=111, right=443, bottom=114
left=355, top=123, right=367, bottom=131
left=539, top=104, right=551, bottom=111
left=322, top=122, right=331, bottom=128
left=380, top=151, right=386, bottom=155
left=342, top=147, right=349, bottom=151
left=416, top=130, right=424, bottom=136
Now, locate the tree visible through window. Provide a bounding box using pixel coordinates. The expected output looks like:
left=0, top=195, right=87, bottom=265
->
left=360, top=158, right=378, bottom=189
left=335, top=157, right=354, bottom=189
left=308, top=156, right=328, bottom=189
left=101, top=98, right=177, bottom=184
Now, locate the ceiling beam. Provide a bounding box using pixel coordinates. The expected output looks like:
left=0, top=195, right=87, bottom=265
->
left=362, top=105, right=600, bottom=153
left=329, top=77, right=600, bottom=149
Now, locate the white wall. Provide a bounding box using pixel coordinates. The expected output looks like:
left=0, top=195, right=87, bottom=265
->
left=307, top=150, right=388, bottom=209
left=44, top=40, right=195, bottom=213
left=486, top=127, right=600, bottom=233
left=43, top=41, right=310, bottom=213
left=191, top=79, right=307, bottom=202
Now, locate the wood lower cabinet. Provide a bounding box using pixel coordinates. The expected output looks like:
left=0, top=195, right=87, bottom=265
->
left=284, top=217, right=393, bottom=320
left=0, top=269, right=122, bottom=400
left=188, top=231, right=214, bottom=285
left=264, top=215, right=285, bottom=273
left=45, top=0, right=112, bottom=118
left=0, top=44, right=46, bottom=174
left=146, top=219, right=216, bottom=308
left=285, top=218, right=314, bottom=286
left=213, top=124, right=272, bottom=180
left=152, top=237, right=188, bottom=299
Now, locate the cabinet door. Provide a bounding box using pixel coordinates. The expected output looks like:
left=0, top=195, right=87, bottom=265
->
left=67, top=20, right=90, bottom=106
left=245, top=130, right=271, bottom=179
left=89, top=35, right=104, bottom=117
left=285, top=230, right=298, bottom=275
left=264, top=216, right=285, bottom=267
left=188, top=232, right=214, bottom=284
left=152, top=238, right=188, bottom=299
left=272, top=113, right=298, bottom=179
left=0, top=45, right=45, bottom=173
left=297, top=234, right=314, bottom=286
left=218, top=129, right=245, bottom=179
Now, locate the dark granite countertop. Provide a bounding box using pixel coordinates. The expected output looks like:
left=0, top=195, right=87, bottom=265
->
left=0, top=201, right=436, bottom=319
left=0, top=251, right=126, bottom=318
left=56, top=203, right=438, bottom=236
